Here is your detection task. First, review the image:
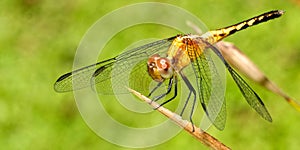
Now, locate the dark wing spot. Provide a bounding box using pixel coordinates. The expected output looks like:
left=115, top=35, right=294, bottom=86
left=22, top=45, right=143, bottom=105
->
left=93, top=66, right=107, bottom=77
left=56, top=72, right=72, bottom=82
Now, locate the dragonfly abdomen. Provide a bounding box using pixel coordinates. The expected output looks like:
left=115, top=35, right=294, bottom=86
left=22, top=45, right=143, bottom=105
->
left=207, top=10, right=284, bottom=43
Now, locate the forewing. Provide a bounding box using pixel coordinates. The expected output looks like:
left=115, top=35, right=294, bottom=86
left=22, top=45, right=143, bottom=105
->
left=54, top=58, right=115, bottom=92
left=54, top=37, right=175, bottom=95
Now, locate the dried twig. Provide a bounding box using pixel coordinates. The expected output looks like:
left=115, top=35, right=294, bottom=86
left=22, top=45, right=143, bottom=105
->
left=127, top=88, right=231, bottom=150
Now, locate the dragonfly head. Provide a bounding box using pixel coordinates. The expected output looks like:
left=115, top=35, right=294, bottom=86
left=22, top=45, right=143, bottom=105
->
left=147, top=54, right=174, bottom=82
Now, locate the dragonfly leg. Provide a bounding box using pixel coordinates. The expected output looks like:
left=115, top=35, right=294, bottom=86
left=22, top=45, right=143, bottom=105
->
left=157, top=75, right=178, bottom=107
left=152, top=76, right=174, bottom=102
left=148, top=82, right=163, bottom=97
left=180, top=90, right=192, bottom=116
left=179, top=72, right=197, bottom=132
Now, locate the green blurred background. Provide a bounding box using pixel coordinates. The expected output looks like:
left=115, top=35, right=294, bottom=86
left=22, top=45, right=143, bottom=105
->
left=1, top=0, right=300, bottom=149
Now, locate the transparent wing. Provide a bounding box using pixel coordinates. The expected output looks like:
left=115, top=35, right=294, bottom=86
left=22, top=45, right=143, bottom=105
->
left=200, top=38, right=272, bottom=123
left=54, top=36, right=176, bottom=95
left=54, top=58, right=115, bottom=92
left=228, top=67, right=272, bottom=122
left=188, top=39, right=227, bottom=130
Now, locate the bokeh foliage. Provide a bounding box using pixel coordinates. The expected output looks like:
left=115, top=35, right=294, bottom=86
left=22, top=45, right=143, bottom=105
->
left=1, top=0, right=300, bottom=149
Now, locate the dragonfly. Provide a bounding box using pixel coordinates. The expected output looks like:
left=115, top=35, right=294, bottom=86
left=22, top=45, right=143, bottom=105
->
left=55, top=10, right=284, bottom=130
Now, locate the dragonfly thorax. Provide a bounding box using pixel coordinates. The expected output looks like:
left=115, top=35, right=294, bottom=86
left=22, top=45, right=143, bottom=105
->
left=147, top=54, right=174, bottom=82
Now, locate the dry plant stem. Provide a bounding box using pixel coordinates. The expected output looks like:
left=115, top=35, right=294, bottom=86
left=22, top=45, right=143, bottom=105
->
left=127, top=88, right=231, bottom=150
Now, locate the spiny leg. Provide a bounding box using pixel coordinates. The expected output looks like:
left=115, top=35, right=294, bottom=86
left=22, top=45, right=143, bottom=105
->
left=153, top=76, right=175, bottom=102
left=157, top=75, right=178, bottom=106
left=152, top=76, right=178, bottom=110
left=180, top=90, right=192, bottom=116
left=148, top=82, right=163, bottom=97
left=179, top=72, right=197, bottom=132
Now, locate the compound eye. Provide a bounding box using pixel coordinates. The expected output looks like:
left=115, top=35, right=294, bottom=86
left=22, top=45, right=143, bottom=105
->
left=149, top=62, right=156, bottom=68
left=158, top=59, right=169, bottom=70
left=147, top=54, right=164, bottom=82
left=157, top=58, right=173, bottom=79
